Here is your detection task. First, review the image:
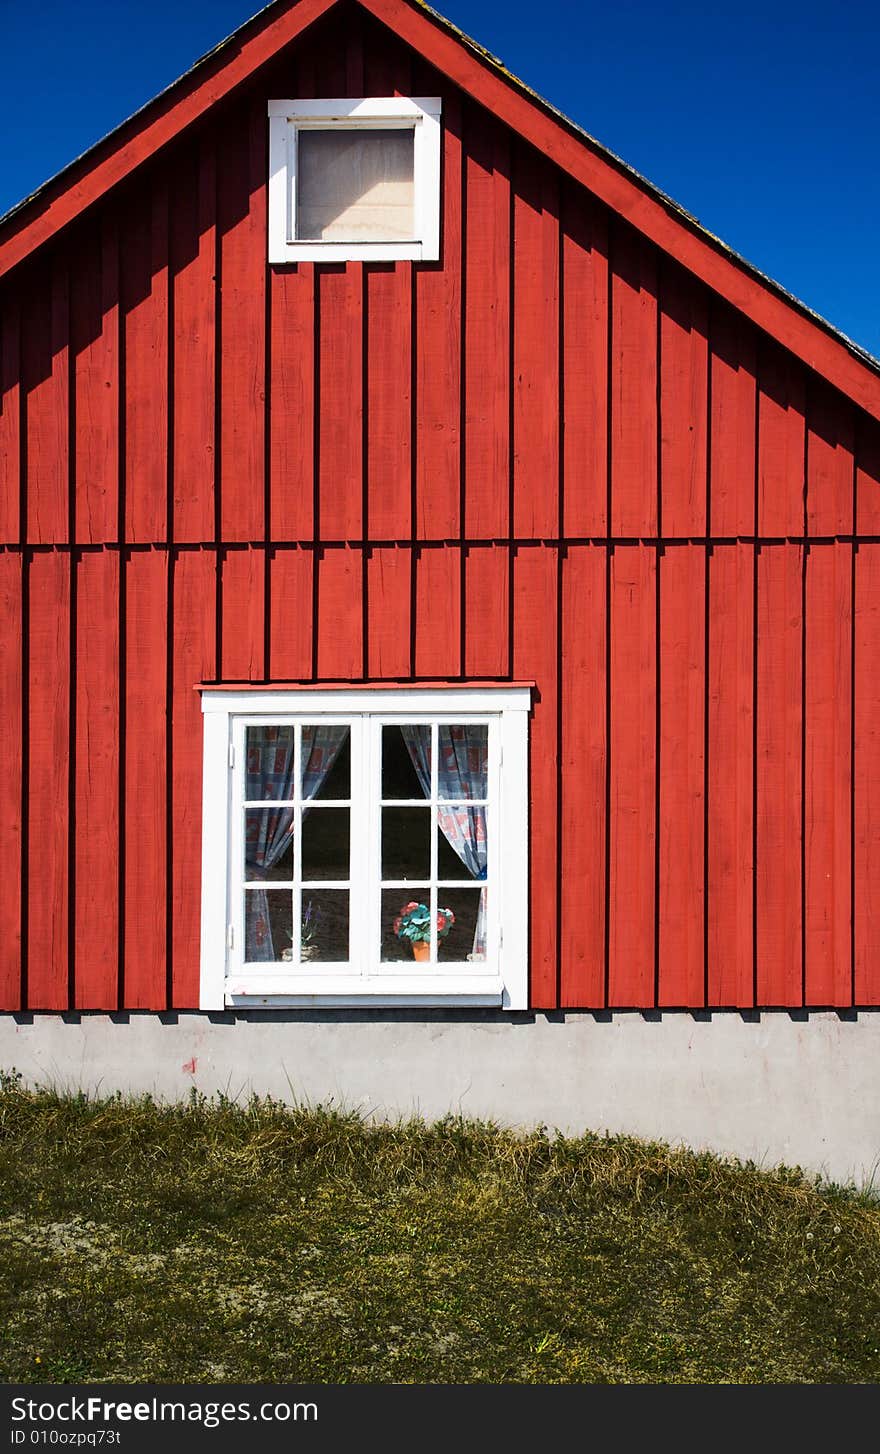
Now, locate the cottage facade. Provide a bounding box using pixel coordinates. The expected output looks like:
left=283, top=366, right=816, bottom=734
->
left=2, top=0, right=880, bottom=1178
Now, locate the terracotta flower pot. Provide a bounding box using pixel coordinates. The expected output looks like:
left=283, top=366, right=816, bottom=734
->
left=411, top=940, right=430, bottom=962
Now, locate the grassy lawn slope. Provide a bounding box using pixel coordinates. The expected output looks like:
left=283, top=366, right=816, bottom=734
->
left=1, top=1074, right=878, bottom=1384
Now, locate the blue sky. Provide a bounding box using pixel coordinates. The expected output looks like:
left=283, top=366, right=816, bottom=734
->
left=2, top=0, right=878, bottom=358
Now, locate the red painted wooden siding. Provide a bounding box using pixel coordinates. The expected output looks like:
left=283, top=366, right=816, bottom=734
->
left=0, top=8, right=877, bottom=1010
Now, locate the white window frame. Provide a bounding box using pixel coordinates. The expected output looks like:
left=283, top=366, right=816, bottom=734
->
left=267, top=96, right=442, bottom=263
left=199, top=687, right=530, bottom=1009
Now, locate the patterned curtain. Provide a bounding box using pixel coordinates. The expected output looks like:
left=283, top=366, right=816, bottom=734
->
left=245, top=725, right=347, bottom=961
left=401, top=725, right=488, bottom=959
left=301, top=726, right=348, bottom=801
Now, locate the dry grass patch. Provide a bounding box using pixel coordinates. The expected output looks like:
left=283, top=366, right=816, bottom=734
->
left=0, top=1072, right=878, bottom=1384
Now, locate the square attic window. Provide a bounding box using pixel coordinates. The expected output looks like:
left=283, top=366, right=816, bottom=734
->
left=267, top=96, right=441, bottom=263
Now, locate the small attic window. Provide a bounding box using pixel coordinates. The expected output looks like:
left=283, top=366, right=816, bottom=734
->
left=268, top=97, right=441, bottom=263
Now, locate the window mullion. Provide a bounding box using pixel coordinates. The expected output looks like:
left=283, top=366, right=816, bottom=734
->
left=488, top=717, right=500, bottom=962
left=293, top=722, right=302, bottom=968
left=430, top=721, right=438, bottom=964
left=354, top=716, right=374, bottom=980
left=232, top=716, right=246, bottom=976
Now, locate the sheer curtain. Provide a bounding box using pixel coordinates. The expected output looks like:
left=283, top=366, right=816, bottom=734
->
left=246, top=725, right=348, bottom=961
left=401, top=725, right=488, bottom=959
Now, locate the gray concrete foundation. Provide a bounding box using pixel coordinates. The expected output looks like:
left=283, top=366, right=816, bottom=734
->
left=3, top=1010, right=879, bottom=1191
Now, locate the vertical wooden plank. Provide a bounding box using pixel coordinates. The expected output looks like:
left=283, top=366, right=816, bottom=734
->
left=73, top=217, right=119, bottom=543
left=756, top=544, right=802, bottom=1005
left=316, top=547, right=363, bottom=679
left=610, top=225, right=657, bottom=537
left=310, top=0, right=371, bottom=545
left=414, top=546, right=461, bottom=678
left=854, top=424, right=880, bottom=1001
left=24, top=259, right=69, bottom=544
left=855, top=541, right=880, bottom=1004
left=367, top=546, right=411, bottom=679
left=74, top=550, right=119, bottom=1008
left=364, top=11, right=410, bottom=95
left=463, top=543, right=509, bottom=678
left=123, top=179, right=168, bottom=542
left=0, top=294, right=21, bottom=541
left=343, top=4, right=366, bottom=93
left=513, top=547, right=558, bottom=1007
left=757, top=344, right=805, bottom=537
left=463, top=110, right=510, bottom=540
left=268, top=547, right=314, bottom=680
left=660, top=265, right=708, bottom=536
left=658, top=545, right=705, bottom=1005
left=709, top=306, right=757, bottom=538
left=124, top=549, right=168, bottom=1009
left=27, top=551, right=70, bottom=1008
left=313, top=16, right=346, bottom=93
left=170, top=548, right=217, bottom=1008
left=218, top=101, right=266, bottom=544
left=608, top=544, right=656, bottom=1006
left=512, top=143, right=559, bottom=539
left=561, top=186, right=608, bottom=538
left=172, top=139, right=216, bottom=543
left=806, top=385, right=854, bottom=537
left=707, top=543, right=754, bottom=1006
left=318, top=265, right=363, bottom=541
left=560, top=545, right=605, bottom=1006
left=367, top=263, right=412, bottom=540
left=415, top=92, right=461, bottom=540
left=856, top=417, right=880, bottom=534
left=804, top=541, right=852, bottom=1005
left=0, top=554, right=22, bottom=1007
left=269, top=264, right=314, bottom=541
left=220, top=546, right=265, bottom=681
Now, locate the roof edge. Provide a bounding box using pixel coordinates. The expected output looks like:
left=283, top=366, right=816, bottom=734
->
left=403, top=0, right=880, bottom=387
left=1, top=0, right=878, bottom=421
left=0, top=0, right=337, bottom=275
left=0, top=0, right=282, bottom=238
left=363, top=0, right=880, bottom=419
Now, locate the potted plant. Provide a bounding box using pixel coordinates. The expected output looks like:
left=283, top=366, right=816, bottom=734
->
left=300, top=898, right=322, bottom=961
left=281, top=898, right=323, bottom=962
left=393, top=901, right=455, bottom=961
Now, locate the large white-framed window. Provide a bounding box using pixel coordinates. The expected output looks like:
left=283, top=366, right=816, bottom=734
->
left=199, top=687, right=530, bottom=1008
left=267, top=96, right=442, bottom=263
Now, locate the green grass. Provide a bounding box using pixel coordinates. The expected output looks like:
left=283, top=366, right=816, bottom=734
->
left=0, top=1070, right=878, bottom=1384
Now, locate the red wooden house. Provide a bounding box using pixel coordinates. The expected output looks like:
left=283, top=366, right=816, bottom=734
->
left=2, top=0, right=880, bottom=1161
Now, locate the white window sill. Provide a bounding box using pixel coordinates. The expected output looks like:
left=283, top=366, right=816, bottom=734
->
left=225, top=973, right=506, bottom=1007
left=269, top=240, right=431, bottom=264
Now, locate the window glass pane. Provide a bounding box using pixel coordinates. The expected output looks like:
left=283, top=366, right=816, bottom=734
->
left=382, top=725, right=429, bottom=800
left=245, top=890, right=292, bottom=963
left=437, top=725, right=488, bottom=800
left=296, top=890, right=349, bottom=963
left=436, top=887, right=486, bottom=963
left=436, top=805, right=487, bottom=882
left=246, top=725, right=296, bottom=802
left=245, top=809, right=294, bottom=881
left=301, top=808, right=349, bottom=882
left=381, top=806, right=430, bottom=881
left=382, top=892, right=433, bottom=963
left=297, top=128, right=415, bottom=242
left=301, top=725, right=349, bottom=800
